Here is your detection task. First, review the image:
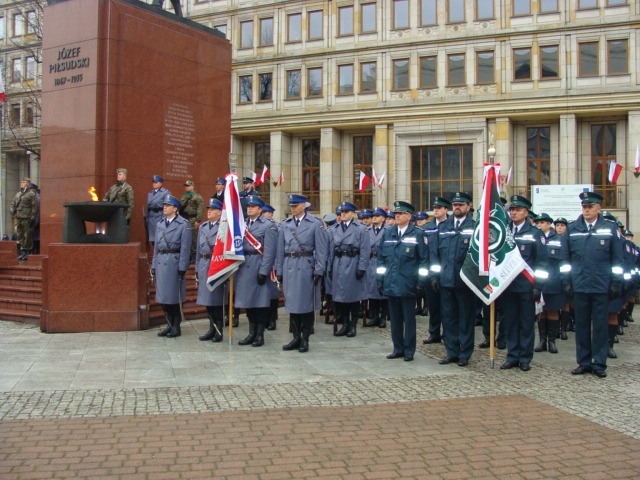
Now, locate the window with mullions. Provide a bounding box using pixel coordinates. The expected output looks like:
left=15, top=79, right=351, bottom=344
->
left=239, top=75, right=252, bottom=103
left=287, top=13, right=301, bottom=43
left=361, top=62, right=376, bottom=92
left=526, top=127, right=550, bottom=189
left=420, top=56, right=437, bottom=88
left=259, top=73, right=272, bottom=101
left=476, top=51, right=494, bottom=84
left=591, top=124, right=618, bottom=208
left=579, top=42, right=599, bottom=77
left=339, top=6, right=354, bottom=36
left=393, top=0, right=409, bottom=29
left=255, top=142, right=271, bottom=204
left=361, top=3, right=376, bottom=33
left=302, top=139, right=321, bottom=211
left=513, top=48, right=531, bottom=80
left=308, top=10, right=323, bottom=40
left=540, top=45, right=559, bottom=78
left=410, top=145, right=473, bottom=211
left=339, top=64, right=354, bottom=95
left=607, top=39, right=628, bottom=75
left=286, top=70, right=301, bottom=99
left=420, top=0, right=437, bottom=25
left=260, top=18, right=273, bottom=45
left=353, top=136, right=373, bottom=210
left=240, top=20, right=253, bottom=48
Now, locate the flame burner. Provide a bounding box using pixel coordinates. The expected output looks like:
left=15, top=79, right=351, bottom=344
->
left=63, top=201, right=130, bottom=244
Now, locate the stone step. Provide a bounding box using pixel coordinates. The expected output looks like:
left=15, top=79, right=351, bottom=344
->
left=0, top=284, right=42, bottom=299
left=0, top=296, right=42, bottom=312
left=0, top=307, right=40, bottom=325
left=0, top=274, right=42, bottom=288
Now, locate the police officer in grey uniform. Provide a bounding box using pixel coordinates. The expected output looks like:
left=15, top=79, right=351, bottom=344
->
left=262, top=203, right=280, bottom=330
left=146, top=175, right=170, bottom=247
left=329, top=202, right=371, bottom=338
left=196, top=198, right=225, bottom=342
left=275, top=194, right=328, bottom=352
left=153, top=195, right=192, bottom=338
left=235, top=196, right=278, bottom=347
left=364, top=207, right=388, bottom=328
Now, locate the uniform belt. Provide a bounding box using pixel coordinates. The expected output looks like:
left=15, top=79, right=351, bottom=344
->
left=199, top=253, right=211, bottom=259
left=335, top=249, right=360, bottom=258
left=285, top=251, right=314, bottom=258
left=244, top=251, right=260, bottom=255
left=158, top=249, right=180, bottom=254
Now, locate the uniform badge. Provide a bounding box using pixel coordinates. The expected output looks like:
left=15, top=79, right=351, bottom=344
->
left=601, top=240, right=605, bottom=246
left=464, top=239, right=468, bottom=244
left=540, top=236, right=546, bottom=245
left=521, top=245, right=525, bottom=251
left=551, top=249, right=555, bottom=254
left=406, top=247, right=410, bottom=253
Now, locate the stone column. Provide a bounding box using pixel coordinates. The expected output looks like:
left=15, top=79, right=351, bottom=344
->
left=29, top=153, right=40, bottom=186
left=374, top=124, right=390, bottom=207
left=495, top=117, right=513, bottom=194
left=320, top=127, right=342, bottom=214
left=627, top=111, right=640, bottom=233
left=559, top=114, right=578, bottom=185
left=269, top=131, right=291, bottom=219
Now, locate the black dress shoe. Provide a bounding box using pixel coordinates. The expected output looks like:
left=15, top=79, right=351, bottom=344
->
left=386, top=352, right=404, bottom=359
left=496, top=342, right=506, bottom=350
left=157, top=326, right=171, bottom=337
left=423, top=336, right=441, bottom=344
left=478, top=340, right=490, bottom=349
left=404, top=354, right=414, bottom=362
left=593, top=370, right=607, bottom=378
left=438, top=356, right=459, bottom=365
left=519, top=363, right=531, bottom=372
left=458, top=358, right=469, bottom=367
left=500, top=361, right=519, bottom=370
left=571, top=365, right=592, bottom=375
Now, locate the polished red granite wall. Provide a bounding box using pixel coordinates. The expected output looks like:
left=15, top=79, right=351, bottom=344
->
left=40, top=0, right=231, bottom=255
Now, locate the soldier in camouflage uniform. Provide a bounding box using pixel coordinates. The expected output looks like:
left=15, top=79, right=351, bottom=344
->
left=103, top=168, right=134, bottom=223
left=11, top=177, right=38, bottom=260
left=179, top=180, right=204, bottom=263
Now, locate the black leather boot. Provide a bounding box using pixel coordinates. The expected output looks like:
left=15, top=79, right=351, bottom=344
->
left=299, top=328, right=310, bottom=352
left=238, top=320, right=256, bottom=345
left=334, top=305, right=349, bottom=336
left=379, top=300, right=388, bottom=328
left=608, top=324, right=617, bottom=358
left=252, top=319, right=265, bottom=347
left=547, top=321, right=559, bottom=354
left=347, top=304, right=357, bottom=337
left=233, top=311, right=239, bottom=328
left=534, top=318, right=547, bottom=352
left=365, top=300, right=379, bottom=327
left=559, top=311, right=569, bottom=340
left=627, top=303, right=635, bottom=322
left=199, top=311, right=217, bottom=341
left=166, top=311, right=181, bottom=338
left=267, top=299, right=278, bottom=330
left=212, top=319, right=223, bottom=342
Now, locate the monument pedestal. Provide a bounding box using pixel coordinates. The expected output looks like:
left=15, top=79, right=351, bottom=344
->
left=40, top=243, right=149, bottom=333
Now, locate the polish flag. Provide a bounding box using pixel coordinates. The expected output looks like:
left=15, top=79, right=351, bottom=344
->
left=250, top=170, right=261, bottom=188
left=259, top=164, right=269, bottom=185
left=504, top=166, right=513, bottom=186
left=0, top=75, right=6, bottom=103
left=635, top=145, right=640, bottom=174
left=358, top=171, right=371, bottom=192
left=372, top=166, right=378, bottom=187
left=277, top=170, right=284, bottom=186
left=608, top=161, right=623, bottom=185
left=377, top=171, right=386, bottom=187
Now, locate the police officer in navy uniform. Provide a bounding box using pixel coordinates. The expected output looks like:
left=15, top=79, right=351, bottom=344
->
left=422, top=197, right=451, bottom=344
left=262, top=203, right=280, bottom=330
left=563, top=191, right=623, bottom=378
left=146, top=175, right=170, bottom=247
left=329, top=202, right=371, bottom=338
left=239, top=177, right=258, bottom=218
left=498, top=195, right=548, bottom=372
left=195, top=198, right=225, bottom=342
left=431, top=192, right=476, bottom=367
left=275, top=194, right=328, bottom=352
left=414, top=210, right=430, bottom=317
left=534, top=212, right=566, bottom=354
left=364, top=207, right=388, bottom=328
left=153, top=195, right=192, bottom=338
left=235, top=196, right=278, bottom=347
left=212, top=177, right=225, bottom=203
left=377, top=201, right=429, bottom=362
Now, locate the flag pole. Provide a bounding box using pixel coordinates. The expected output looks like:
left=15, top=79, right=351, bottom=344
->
left=228, top=274, right=234, bottom=344
left=488, top=139, right=497, bottom=369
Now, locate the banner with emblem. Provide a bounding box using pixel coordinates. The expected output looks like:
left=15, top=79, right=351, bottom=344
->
left=206, top=173, right=245, bottom=291
left=460, top=163, right=527, bottom=305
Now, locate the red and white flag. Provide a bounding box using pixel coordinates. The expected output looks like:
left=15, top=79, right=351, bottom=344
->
left=608, top=161, right=623, bottom=184
left=503, top=166, right=513, bottom=186
left=377, top=171, right=386, bottom=187
left=207, top=173, right=245, bottom=292
left=635, top=145, right=640, bottom=174
left=0, top=74, right=6, bottom=104
left=250, top=170, right=261, bottom=187
left=277, top=170, right=284, bottom=186
left=259, top=164, right=269, bottom=185
left=358, top=171, right=371, bottom=192
left=372, top=166, right=378, bottom=187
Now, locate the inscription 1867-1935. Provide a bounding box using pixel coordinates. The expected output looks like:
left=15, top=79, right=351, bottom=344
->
left=50, top=46, right=91, bottom=87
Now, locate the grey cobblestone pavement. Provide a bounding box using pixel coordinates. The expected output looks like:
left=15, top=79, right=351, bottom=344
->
left=1, top=316, right=639, bottom=439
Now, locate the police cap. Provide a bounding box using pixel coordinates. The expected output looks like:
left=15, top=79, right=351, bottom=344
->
left=340, top=202, right=357, bottom=212
left=535, top=212, right=553, bottom=223
left=208, top=198, right=223, bottom=210
left=262, top=204, right=275, bottom=214
left=246, top=195, right=265, bottom=208
left=323, top=213, right=337, bottom=226
left=579, top=191, right=603, bottom=205
left=372, top=207, right=388, bottom=218
left=392, top=200, right=415, bottom=214
left=289, top=194, right=307, bottom=205
left=152, top=175, right=164, bottom=183
left=509, top=195, right=532, bottom=210
left=163, top=194, right=181, bottom=209
left=184, top=180, right=194, bottom=186
left=216, top=177, right=226, bottom=185
left=432, top=196, right=452, bottom=209
left=360, top=209, right=373, bottom=218
left=415, top=212, right=429, bottom=220
left=242, top=177, right=254, bottom=184
left=451, top=192, right=472, bottom=204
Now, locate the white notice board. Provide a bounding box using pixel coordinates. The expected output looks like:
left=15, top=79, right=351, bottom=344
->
left=531, top=184, right=593, bottom=222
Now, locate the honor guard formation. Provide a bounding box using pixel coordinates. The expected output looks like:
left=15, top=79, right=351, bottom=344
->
left=138, top=174, right=637, bottom=377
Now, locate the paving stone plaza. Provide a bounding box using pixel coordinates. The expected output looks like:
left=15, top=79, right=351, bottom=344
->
left=1, top=315, right=639, bottom=479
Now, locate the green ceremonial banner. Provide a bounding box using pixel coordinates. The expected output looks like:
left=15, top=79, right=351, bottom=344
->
left=460, top=164, right=526, bottom=305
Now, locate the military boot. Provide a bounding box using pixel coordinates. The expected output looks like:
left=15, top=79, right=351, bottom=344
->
left=158, top=312, right=173, bottom=337
left=617, top=312, right=624, bottom=335
left=534, top=319, right=547, bottom=352
left=212, top=319, right=223, bottom=342
left=547, top=321, right=559, bottom=354
left=559, top=311, right=569, bottom=340
left=347, top=306, right=357, bottom=337
left=238, top=320, right=256, bottom=345
left=267, top=299, right=278, bottom=330
left=283, top=317, right=302, bottom=350
left=252, top=319, right=265, bottom=347
left=166, top=312, right=182, bottom=338
left=199, top=313, right=217, bottom=341
left=233, top=311, right=239, bottom=328
left=299, top=328, right=311, bottom=353
left=627, top=302, right=635, bottom=322
left=608, top=324, right=618, bottom=358
left=379, top=301, right=388, bottom=328
left=334, top=305, right=349, bottom=336
left=365, top=300, right=379, bottom=327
